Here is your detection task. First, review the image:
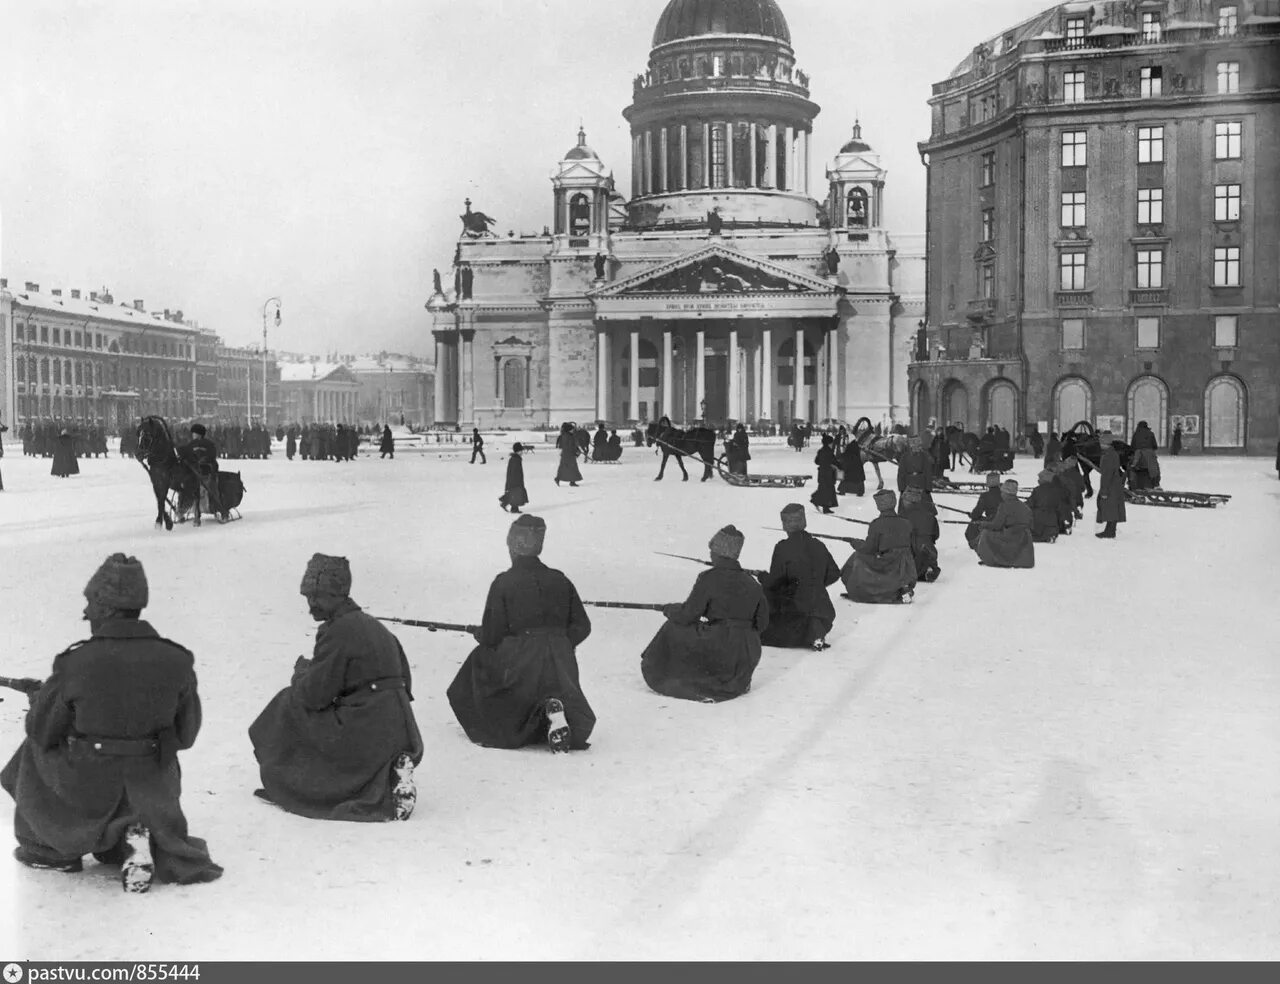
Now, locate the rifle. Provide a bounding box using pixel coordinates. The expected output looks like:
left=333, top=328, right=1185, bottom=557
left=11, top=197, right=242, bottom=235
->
left=654, top=551, right=767, bottom=579
left=374, top=615, right=480, bottom=634
left=583, top=601, right=668, bottom=612
left=931, top=501, right=974, bottom=517
left=765, top=527, right=857, bottom=545
left=0, top=676, right=43, bottom=702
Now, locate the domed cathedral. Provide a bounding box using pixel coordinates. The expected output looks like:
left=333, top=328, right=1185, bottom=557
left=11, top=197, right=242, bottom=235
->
left=427, top=0, right=924, bottom=431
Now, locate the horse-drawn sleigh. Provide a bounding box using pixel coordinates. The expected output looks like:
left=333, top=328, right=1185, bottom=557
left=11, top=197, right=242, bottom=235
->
left=136, top=416, right=246, bottom=529
left=645, top=419, right=810, bottom=488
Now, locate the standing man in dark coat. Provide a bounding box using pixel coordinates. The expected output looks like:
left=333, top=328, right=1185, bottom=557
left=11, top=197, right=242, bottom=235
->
left=726, top=424, right=751, bottom=476
left=447, top=515, right=595, bottom=752
left=896, top=435, right=934, bottom=496
left=554, top=422, right=582, bottom=487
left=469, top=427, right=486, bottom=464
left=1, top=554, right=223, bottom=892
left=379, top=424, right=395, bottom=459
left=640, top=526, right=769, bottom=702
left=965, top=472, right=1004, bottom=549
left=591, top=424, right=608, bottom=462
left=249, top=555, right=424, bottom=822
left=286, top=425, right=297, bottom=460
left=51, top=428, right=79, bottom=477
left=1171, top=423, right=1183, bottom=456
left=976, top=480, right=1036, bottom=568
left=1128, top=420, right=1161, bottom=490
left=1095, top=431, right=1127, bottom=539
left=759, top=503, right=841, bottom=652
left=809, top=434, right=839, bottom=513
left=499, top=443, right=529, bottom=513
left=841, top=489, right=917, bottom=605
left=837, top=439, right=865, bottom=496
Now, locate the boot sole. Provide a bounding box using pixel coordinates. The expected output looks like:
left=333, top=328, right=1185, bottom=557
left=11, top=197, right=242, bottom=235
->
left=121, top=824, right=154, bottom=894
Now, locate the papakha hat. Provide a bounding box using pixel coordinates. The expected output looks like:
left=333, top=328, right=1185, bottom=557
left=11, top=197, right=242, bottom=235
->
left=1038, top=469, right=1055, bottom=484
left=300, top=553, right=352, bottom=596
left=1001, top=479, right=1020, bottom=494
left=873, top=488, right=897, bottom=509
left=84, top=553, right=149, bottom=610
left=986, top=471, right=1001, bottom=486
left=708, top=525, right=745, bottom=561
left=780, top=503, right=807, bottom=532
left=507, top=514, right=546, bottom=557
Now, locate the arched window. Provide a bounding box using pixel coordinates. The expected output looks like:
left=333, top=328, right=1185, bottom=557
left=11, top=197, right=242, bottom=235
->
left=986, top=379, right=1019, bottom=434
left=1204, top=375, right=1246, bottom=448
left=847, top=187, right=869, bottom=228
left=1052, top=376, right=1093, bottom=434
left=1126, top=375, right=1169, bottom=445
left=912, top=380, right=930, bottom=431
left=502, top=359, right=525, bottom=409
left=943, top=380, right=969, bottom=431
left=570, top=194, right=591, bottom=236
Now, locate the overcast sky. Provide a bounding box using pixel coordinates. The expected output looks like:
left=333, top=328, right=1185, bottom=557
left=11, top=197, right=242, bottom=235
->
left=0, top=0, right=1054, bottom=356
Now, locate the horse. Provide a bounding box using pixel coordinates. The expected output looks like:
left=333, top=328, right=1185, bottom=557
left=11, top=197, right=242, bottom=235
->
left=135, top=416, right=200, bottom=530
left=646, top=418, right=717, bottom=482
left=1059, top=420, right=1134, bottom=488
left=946, top=425, right=980, bottom=471
left=850, top=417, right=912, bottom=491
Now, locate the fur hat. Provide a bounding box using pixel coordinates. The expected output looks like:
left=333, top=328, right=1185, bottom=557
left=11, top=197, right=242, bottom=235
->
left=708, top=525, right=745, bottom=561
left=299, top=553, right=352, bottom=596
left=873, top=488, right=897, bottom=510
left=507, top=514, right=546, bottom=557
left=986, top=471, right=1001, bottom=486
left=84, top=553, right=149, bottom=610
left=1001, top=478, right=1019, bottom=494
left=190, top=423, right=207, bottom=436
left=1099, top=431, right=1115, bottom=446
left=1038, top=469, right=1055, bottom=484
left=512, top=442, right=524, bottom=453
left=780, top=503, right=807, bottom=532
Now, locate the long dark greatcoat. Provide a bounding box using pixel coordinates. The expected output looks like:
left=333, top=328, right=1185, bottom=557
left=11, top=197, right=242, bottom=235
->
left=896, top=449, right=933, bottom=493
left=447, top=557, right=595, bottom=749
left=640, top=559, right=769, bottom=702
left=760, top=531, right=841, bottom=648
left=51, top=433, right=79, bottom=477
left=0, top=619, right=223, bottom=882
left=810, top=445, right=840, bottom=510
left=1027, top=480, right=1073, bottom=541
left=965, top=487, right=1004, bottom=549
left=500, top=452, right=529, bottom=509
left=837, top=443, right=865, bottom=495
left=1096, top=445, right=1128, bottom=525
left=898, top=500, right=940, bottom=576
left=249, top=600, right=424, bottom=822
left=841, top=514, right=917, bottom=604
left=379, top=426, right=395, bottom=457
left=555, top=432, right=583, bottom=483
left=976, top=497, right=1036, bottom=568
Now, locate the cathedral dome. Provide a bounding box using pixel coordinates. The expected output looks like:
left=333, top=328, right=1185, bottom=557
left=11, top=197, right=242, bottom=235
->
left=564, top=126, right=599, bottom=161
left=652, top=0, right=791, bottom=47
left=838, top=121, right=873, bottom=155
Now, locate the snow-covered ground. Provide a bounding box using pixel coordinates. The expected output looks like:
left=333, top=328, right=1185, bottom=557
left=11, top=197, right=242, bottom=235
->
left=1, top=440, right=1277, bottom=960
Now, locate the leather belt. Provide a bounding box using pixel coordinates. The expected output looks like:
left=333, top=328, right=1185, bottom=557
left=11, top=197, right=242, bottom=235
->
left=68, top=734, right=159, bottom=757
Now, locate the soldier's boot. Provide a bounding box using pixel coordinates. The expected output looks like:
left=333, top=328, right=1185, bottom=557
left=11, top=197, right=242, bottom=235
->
left=13, top=845, right=82, bottom=873
left=545, top=698, right=571, bottom=754
left=121, top=823, right=154, bottom=894
left=390, top=752, right=417, bottom=822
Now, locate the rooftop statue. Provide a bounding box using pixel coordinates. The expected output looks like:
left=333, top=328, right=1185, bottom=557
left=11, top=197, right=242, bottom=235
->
left=460, top=198, right=497, bottom=238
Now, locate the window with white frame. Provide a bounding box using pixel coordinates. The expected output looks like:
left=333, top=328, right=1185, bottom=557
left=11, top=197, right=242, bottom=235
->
left=1137, top=125, right=1164, bottom=163
left=1136, top=248, right=1164, bottom=288
left=1063, top=70, right=1085, bottom=103
left=1214, top=314, right=1238, bottom=348
left=981, top=208, right=994, bottom=242
left=1060, top=251, right=1087, bottom=290
left=1218, top=6, right=1237, bottom=36
left=1141, top=11, right=1162, bottom=42
left=1217, top=62, right=1240, bottom=94
left=1062, top=318, right=1085, bottom=350
left=1215, top=121, right=1241, bottom=159
left=1140, top=66, right=1163, bottom=97
left=1061, top=130, right=1087, bottom=167
left=1061, top=191, right=1086, bottom=227
left=1136, top=316, right=1161, bottom=349
left=1214, top=184, right=1241, bottom=221
left=1065, top=17, right=1086, bottom=47
left=1137, top=187, right=1164, bottom=224
left=1213, top=246, right=1240, bottom=286
left=980, top=151, right=995, bottom=187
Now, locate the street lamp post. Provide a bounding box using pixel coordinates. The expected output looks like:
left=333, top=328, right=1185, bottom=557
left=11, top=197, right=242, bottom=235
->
left=261, top=297, right=282, bottom=426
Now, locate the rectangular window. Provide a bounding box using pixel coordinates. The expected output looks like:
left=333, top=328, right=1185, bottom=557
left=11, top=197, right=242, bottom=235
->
left=981, top=208, right=994, bottom=242
left=1065, top=17, right=1086, bottom=47
left=1140, top=66, right=1163, bottom=98
left=709, top=123, right=727, bottom=188
left=1213, top=246, right=1240, bottom=286
left=74, top=331, right=83, bottom=347
left=1214, top=184, right=1241, bottom=221
left=981, top=262, right=995, bottom=299
left=1142, top=11, right=1162, bottom=42
left=1136, top=248, right=1164, bottom=288
left=1137, top=316, right=1161, bottom=349
left=1061, top=130, right=1087, bottom=167
left=1215, top=121, right=1241, bottom=159
left=1060, top=252, right=1087, bottom=290
left=1217, top=62, right=1239, bottom=94
left=1063, top=70, right=1085, bottom=104
left=1214, top=314, right=1238, bottom=347
left=980, top=151, right=994, bottom=187
left=1062, top=317, right=1085, bottom=350
left=1137, top=125, right=1164, bottom=163
left=1218, top=6, right=1237, bottom=36
left=1061, top=191, right=1086, bottom=228
left=1137, top=187, right=1164, bottom=224
left=40, top=325, right=48, bottom=343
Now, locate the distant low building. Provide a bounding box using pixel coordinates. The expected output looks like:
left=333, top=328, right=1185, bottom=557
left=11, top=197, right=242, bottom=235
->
left=216, top=343, right=283, bottom=428
left=344, top=354, right=435, bottom=428
left=277, top=361, right=362, bottom=425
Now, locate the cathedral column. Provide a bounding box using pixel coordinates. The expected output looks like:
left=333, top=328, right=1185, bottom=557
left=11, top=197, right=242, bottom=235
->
left=679, top=125, right=688, bottom=190
left=662, top=328, right=673, bottom=420
left=596, top=330, right=610, bottom=420
left=802, top=129, right=811, bottom=195
left=753, top=336, right=763, bottom=421
left=312, top=388, right=317, bottom=423
left=643, top=130, right=653, bottom=195
left=793, top=324, right=805, bottom=422
left=783, top=126, right=794, bottom=191
left=659, top=127, right=669, bottom=193
left=695, top=330, right=706, bottom=420
left=764, top=125, right=776, bottom=189
left=749, top=123, right=758, bottom=188
left=725, top=122, right=734, bottom=188
left=629, top=330, right=640, bottom=421
left=728, top=328, right=740, bottom=420
left=461, top=329, right=475, bottom=425
left=761, top=325, right=773, bottom=420
left=702, top=123, right=711, bottom=188
left=632, top=135, right=642, bottom=198
left=826, top=325, right=840, bottom=422
left=432, top=336, right=446, bottom=424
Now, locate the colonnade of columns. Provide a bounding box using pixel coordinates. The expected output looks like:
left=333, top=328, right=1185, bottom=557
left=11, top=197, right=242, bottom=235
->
left=631, top=121, right=811, bottom=198
left=434, top=328, right=475, bottom=425
left=308, top=388, right=358, bottom=423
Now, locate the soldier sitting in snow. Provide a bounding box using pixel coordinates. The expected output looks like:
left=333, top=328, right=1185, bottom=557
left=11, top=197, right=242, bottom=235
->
left=975, top=479, right=1036, bottom=567
left=640, top=525, right=769, bottom=703
left=841, top=489, right=918, bottom=605
left=1, top=553, right=223, bottom=892
left=759, top=503, right=841, bottom=651
left=898, top=487, right=942, bottom=583
left=447, top=515, right=595, bottom=752
left=249, top=554, right=424, bottom=821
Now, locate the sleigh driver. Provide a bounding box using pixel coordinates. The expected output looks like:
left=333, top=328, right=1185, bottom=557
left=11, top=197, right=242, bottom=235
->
left=178, top=423, right=227, bottom=523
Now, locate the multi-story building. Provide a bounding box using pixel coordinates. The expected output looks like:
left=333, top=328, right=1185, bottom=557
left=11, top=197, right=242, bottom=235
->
left=216, top=343, right=282, bottom=428
left=277, top=361, right=362, bottom=425
left=911, top=0, right=1279, bottom=453
left=428, top=0, right=923, bottom=431
left=345, top=354, right=435, bottom=428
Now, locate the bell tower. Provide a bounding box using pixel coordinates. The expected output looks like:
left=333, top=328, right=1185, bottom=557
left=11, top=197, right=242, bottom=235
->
left=551, top=127, right=612, bottom=251
left=827, top=121, right=886, bottom=233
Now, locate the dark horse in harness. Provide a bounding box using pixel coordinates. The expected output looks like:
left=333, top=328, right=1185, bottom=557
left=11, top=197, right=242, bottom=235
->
left=646, top=417, right=718, bottom=482
left=135, top=416, right=244, bottom=529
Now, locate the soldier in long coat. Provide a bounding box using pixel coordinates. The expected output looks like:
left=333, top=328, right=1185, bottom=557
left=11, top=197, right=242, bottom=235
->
left=499, top=443, right=529, bottom=513
left=1027, top=468, right=1073, bottom=542
left=898, top=487, right=941, bottom=582
left=640, top=526, right=769, bottom=702
left=896, top=436, right=934, bottom=494
left=447, top=515, right=595, bottom=752
left=1127, top=420, right=1161, bottom=490
left=809, top=435, right=840, bottom=513
left=841, top=489, right=917, bottom=604
left=976, top=479, right=1036, bottom=567
left=249, top=554, right=424, bottom=822
left=837, top=440, right=865, bottom=496
left=50, top=428, right=79, bottom=477
left=760, top=504, right=841, bottom=651
left=964, top=472, right=1004, bottom=549
left=1, top=554, right=223, bottom=892
left=1095, top=431, right=1127, bottom=539
left=554, top=423, right=583, bottom=487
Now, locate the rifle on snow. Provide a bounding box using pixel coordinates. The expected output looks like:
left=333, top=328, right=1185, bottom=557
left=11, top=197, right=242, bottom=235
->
left=583, top=601, right=668, bottom=612
left=654, top=551, right=767, bottom=579
left=0, top=676, right=43, bottom=702
left=374, top=615, right=480, bottom=635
